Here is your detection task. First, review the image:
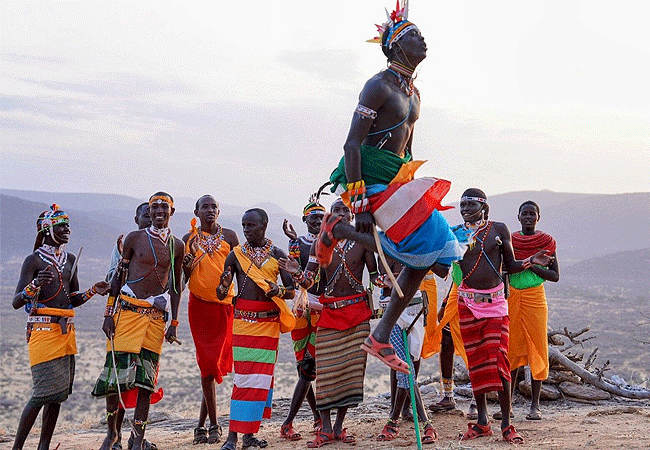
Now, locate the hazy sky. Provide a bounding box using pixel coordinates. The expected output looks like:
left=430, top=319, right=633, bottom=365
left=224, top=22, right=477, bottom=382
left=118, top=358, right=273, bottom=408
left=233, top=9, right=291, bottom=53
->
left=2, top=1, right=648, bottom=213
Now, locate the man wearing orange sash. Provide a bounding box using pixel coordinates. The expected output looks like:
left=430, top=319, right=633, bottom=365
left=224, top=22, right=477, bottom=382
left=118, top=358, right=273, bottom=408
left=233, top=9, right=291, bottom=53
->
left=182, top=195, right=240, bottom=444
left=12, top=205, right=109, bottom=450
left=508, top=201, right=559, bottom=421
left=93, top=192, right=184, bottom=450
left=217, top=208, right=295, bottom=450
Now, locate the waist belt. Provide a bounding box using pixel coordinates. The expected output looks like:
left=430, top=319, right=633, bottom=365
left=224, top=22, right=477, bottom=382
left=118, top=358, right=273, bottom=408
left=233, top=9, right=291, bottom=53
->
left=323, top=295, right=366, bottom=310
left=234, top=309, right=279, bottom=322
left=458, top=289, right=504, bottom=304
left=119, top=299, right=167, bottom=321
left=26, top=315, right=74, bottom=334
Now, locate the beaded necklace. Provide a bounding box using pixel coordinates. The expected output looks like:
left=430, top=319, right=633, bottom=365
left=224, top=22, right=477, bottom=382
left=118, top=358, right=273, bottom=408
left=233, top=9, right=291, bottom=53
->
left=241, top=239, right=274, bottom=268
left=147, top=226, right=170, bottom=244
left=35, top=245, right=68, bottom=302
left=197, top=224, right=223, bottom=254
left=462, top=221, right=492, bottom=282
left=388, top=62, right=416, bottom=97
left=325, top=240, right=365, bottom=295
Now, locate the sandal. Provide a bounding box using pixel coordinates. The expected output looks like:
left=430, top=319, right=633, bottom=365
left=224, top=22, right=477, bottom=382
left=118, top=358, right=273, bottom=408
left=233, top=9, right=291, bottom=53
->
left=335, top=428, right=355, bottom=444
left=280, top=423, right=302, bottom=441
left=112, top=440, right=123, bottom=450
left=428, top=396, right=456, bottom=412
left=220, top=442, right=236, bottom=450
left=127, top=434, right=157, bottom=450
left=313, top=418, right=322, bottom=434
left=360, top=334, right=409, bottom=374
left=377, top=421, right=399, bottom=441
left=193, top=427, right=208, bottom=444
left=526, top=408, right=542, bottom=421
left=460, top=422, right=493, bottom=441
left=502, top=425, right=524, bottom=444
left=208, top=424, right=222, bottom=444
left=242, top=435, right=268, bottom=449
left=307, top=431, right=335, bottom=448
left=315, top=213, right=343, bottom=267
left=422, top=423, right=438, bottom=444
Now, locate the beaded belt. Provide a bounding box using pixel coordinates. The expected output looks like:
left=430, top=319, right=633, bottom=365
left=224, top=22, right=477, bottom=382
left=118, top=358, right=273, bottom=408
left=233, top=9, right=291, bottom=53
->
left=26, top=315, right=74, bottom=334
left=458, top=289, right=504, bottom=304
left=323, top=295, right=366, bottom=310
left=234, top=309, right=279, bottom=322
left=119, top=299, right=167, bottom=321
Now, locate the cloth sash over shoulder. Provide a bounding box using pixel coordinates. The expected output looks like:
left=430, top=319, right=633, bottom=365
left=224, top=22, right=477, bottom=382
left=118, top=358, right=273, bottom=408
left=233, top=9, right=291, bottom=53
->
left=330, top=145, right=464, bottom=269
left=233, top=246, right=296, bottom=333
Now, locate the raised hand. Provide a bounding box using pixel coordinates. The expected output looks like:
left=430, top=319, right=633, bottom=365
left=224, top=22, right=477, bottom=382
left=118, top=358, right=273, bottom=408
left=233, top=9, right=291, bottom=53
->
left=278, top=257, right=300, bottom=274
left=35, top=265, right=55, bottom=286
left=531, top=250, right=553, bottom=267
left=116, top=234, right=124, bottom=255
left=282, top=219, right=298, bottom=240
left=93, top=281, right=110, bottom=295
left=355, top=211, right=375, bottom=234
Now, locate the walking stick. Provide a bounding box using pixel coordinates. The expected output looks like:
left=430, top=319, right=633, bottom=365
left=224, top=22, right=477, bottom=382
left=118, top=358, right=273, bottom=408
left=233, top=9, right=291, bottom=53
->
left=372, top=227, right=404, bottom=299
left=402, top=327, right=422, bottom=450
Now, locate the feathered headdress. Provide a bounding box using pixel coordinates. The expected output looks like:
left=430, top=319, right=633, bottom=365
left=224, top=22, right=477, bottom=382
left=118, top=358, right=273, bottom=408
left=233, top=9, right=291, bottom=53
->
left=303, top=182, right=331, bottom=217
left=367, top=0, right=417, bottom=51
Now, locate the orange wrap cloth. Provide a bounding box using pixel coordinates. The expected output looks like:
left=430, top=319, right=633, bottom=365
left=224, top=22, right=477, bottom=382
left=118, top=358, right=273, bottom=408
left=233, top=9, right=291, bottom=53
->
left=233, top=246, right=296, bottom=333
left=422, top=283, right=468, bottom=366
left=185, top=225, right=235, bottom=304
left=28, top=307, right=76, bottom=367
left=107, top=294, right=166, bottom=355
left=418, top=272, right=437, bottom=358
left=507, top=284, right=549, bottom=380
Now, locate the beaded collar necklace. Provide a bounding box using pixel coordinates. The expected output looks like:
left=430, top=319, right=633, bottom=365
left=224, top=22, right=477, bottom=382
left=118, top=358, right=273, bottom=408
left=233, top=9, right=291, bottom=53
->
left=241, top=239, right=274, bottom=268
left=300, top=232, right=318, bottom=246
left=197, top=224, right=223, bottom=254
left=147, top=226, right=170, bottom=244
left=36, top=244, right=67, bottom=270
left=388, top=62, right=415, bottom=97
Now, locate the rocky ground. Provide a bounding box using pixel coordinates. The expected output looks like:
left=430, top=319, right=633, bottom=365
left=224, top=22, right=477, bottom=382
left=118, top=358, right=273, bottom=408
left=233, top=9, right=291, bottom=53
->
left=2, top=393, right=649, bottom=450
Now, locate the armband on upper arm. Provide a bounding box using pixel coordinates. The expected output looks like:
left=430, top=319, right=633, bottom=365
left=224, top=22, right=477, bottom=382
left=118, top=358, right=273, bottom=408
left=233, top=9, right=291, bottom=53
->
left=355, top=104, right=377, bottom=120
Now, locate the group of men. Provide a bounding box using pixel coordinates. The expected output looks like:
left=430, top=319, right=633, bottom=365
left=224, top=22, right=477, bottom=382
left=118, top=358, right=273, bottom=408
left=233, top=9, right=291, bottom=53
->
left=11, top=1, right=560, bottom=449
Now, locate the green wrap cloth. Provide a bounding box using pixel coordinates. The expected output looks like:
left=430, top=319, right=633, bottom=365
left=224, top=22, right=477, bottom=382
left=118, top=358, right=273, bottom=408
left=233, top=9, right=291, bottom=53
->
left=509, top=269, right=545, bottom=290
left=329, top=145, right=412, bottom=191
left=451, top=262, right=462, bottom=286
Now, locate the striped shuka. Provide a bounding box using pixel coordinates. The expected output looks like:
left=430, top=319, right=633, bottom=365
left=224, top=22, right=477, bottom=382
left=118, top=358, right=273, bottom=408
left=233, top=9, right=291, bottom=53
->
left=315, top=320, right=370, bottom=411
left=458, top=300, right=511, bottom=395
left=228, top=298, right=280, bottom=435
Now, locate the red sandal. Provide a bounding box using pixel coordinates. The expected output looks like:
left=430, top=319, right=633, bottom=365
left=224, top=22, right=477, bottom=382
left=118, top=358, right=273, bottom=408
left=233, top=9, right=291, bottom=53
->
left=312, top=418, right=322, bottom=434
left=377, top=421, right=399, bottom=441
left=360, top=334, right=409, bottom=374
left=307, top=431, right=335, bottom=448
left=502, top=425, right=524, bottom=444
left=335, top=428, right=355, bottom=444
left=315, top=213, right=343, bottom=267
left=422, top=423, right=438, bottom=444
left=461, top=422, right=493, bottom=440
left=280, top=423, right=301, bottom=441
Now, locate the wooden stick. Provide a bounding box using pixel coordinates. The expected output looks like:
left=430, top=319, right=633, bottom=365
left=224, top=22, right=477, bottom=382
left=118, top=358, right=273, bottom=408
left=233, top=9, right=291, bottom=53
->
left=372, top=227, right=404, bottom=299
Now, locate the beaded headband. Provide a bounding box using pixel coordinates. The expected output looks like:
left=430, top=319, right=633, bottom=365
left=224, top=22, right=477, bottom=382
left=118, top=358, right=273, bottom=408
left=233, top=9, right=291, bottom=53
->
left=303, top=203, right=326, bottom=217
left=149, top=195, right=174, bottom=208
left=367, top=0, right=418, bottom=50
left=37, top=204, right=69, bottom=233
left=461, top=196, right=487, bottom=203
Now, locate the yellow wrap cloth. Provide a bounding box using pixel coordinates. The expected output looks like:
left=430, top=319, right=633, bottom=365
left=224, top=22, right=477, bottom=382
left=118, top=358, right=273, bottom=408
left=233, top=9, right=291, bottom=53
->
left=107, top=294, right=166, bottom=355
left=507, top=284, right=549, bottom=380
left=233, top=247, right=296, bottom=333
left=422, top=283, right=468, bottom=365
left=418, top=273, right=437, bottom=358
left=186, top=227, right=234, bottom=304
left=28, top=307, right=76, bottom=367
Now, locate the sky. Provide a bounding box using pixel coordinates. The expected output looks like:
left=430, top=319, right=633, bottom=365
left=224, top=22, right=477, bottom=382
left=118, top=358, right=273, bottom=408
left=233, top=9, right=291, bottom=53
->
left=2, top=0, right=649, bottom=213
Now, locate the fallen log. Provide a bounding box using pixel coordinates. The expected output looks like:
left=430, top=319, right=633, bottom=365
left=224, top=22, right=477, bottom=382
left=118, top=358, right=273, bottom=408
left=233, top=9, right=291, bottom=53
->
left=548, top=347, right=650, bottom=399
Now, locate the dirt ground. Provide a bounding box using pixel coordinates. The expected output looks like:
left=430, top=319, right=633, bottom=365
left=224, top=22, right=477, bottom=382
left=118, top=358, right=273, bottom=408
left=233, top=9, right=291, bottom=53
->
left=3, top=397, right=649, bottom=450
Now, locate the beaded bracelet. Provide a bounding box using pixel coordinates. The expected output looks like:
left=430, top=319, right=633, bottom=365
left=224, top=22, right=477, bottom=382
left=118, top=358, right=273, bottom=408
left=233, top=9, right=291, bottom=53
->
left=170, top=319, right=179, bottom=327
left=106, top=295, right=117, bottom=308
left=292, top=269, right=305, bottom=281
left=346, top=180, right=369, bottom=214
left=276, top=285, right=286, bottom=298
left=22, top=280, right=39, bottom=299
left=104, top=305, right=114, bottom=317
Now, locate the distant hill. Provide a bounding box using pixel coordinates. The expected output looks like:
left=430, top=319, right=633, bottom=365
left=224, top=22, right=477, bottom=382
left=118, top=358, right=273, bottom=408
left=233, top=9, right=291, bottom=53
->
left=441, top=191, right=650, bottom=264
left=561, top=247, right=650, bottom=290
